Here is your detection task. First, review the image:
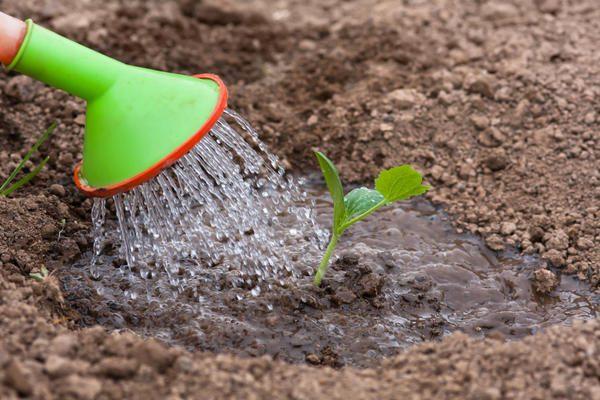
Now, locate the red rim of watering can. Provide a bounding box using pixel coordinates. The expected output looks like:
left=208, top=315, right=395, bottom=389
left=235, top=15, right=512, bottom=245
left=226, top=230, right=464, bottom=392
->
left=73, top=73, right=228, bottom=198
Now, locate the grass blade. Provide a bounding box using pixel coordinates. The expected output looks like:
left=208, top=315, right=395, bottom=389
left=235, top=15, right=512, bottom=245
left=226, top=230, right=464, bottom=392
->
left=0, top=122, right=57, bottom=193
left=0, top=157, right=50, bottom=196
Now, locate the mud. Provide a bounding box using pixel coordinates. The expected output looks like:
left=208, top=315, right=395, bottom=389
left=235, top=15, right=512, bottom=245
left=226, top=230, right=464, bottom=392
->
left=60, top=181, right=597, bottom=368
left=0, top=0, right=599, bottom=398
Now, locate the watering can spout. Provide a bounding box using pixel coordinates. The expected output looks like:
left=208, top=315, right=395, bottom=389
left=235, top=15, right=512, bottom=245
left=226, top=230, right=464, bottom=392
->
left=8, top=20, right=122, bottom=101
left=1, top=14, right=227, bottom=197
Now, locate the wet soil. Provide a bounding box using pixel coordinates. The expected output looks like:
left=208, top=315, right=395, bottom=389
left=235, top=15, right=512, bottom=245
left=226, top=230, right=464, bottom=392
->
left=59, top=181, right=597, bottom=368
left=1, top=0, right=599, bottom=398
left=57, top=183, right=600, bottom=367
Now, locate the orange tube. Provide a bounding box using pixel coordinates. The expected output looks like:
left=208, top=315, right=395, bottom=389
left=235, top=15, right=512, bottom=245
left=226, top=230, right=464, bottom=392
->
left=0, top=12, right=27, bottom=65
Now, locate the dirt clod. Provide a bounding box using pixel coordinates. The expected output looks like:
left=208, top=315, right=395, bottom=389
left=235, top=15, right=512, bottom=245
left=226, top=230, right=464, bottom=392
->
left=532, top=268, right=559, bottom=294
left=484, top=149, right=509, bottom=171
left=357, top=273, right=384, bottom=298
left=56, top=375, right=102, bottom=400
left=131, top=340, right=175, bottom=372
left=45, top=355, right=87, bottom=378
left=4, top=359, right=33, bottom=396
left=543, top=249, right=566, bottom=268
left=93, top=357, right=139, bottom=379
left=545, top=229, right=570, bottom=251
left=485, top=234, right=505, bottom=252
left=49, top=334, right=78, bottom=357
left=49, top=184, right=66, bottom=197
left=331, top=286, right=357, bottom=305
left=500, top=222, right=517, bottom=236
left=3, top=76, right=39, bottom=102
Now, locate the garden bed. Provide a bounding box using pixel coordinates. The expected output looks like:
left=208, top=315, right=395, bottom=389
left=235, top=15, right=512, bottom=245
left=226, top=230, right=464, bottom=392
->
left=0, top=0, right=598, bottom=398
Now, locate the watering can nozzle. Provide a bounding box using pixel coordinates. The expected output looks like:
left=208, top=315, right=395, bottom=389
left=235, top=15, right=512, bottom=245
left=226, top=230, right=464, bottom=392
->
left=1, top=12, right=228, bottom=197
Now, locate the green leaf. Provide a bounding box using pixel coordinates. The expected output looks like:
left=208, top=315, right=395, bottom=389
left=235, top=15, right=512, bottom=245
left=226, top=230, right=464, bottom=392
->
left=375, top=165, right=429, bottom=203
left=315, top=152, right=345, bottom=231
left=29, top=266, right=49, bottom=282
left=344, top=187, right=385, bottom=220
left=0, top=122, right=56, bottom=193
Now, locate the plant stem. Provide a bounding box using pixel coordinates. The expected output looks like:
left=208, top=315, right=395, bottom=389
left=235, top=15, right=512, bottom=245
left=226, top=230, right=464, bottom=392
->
left=314, top=233, right=339, bottom=286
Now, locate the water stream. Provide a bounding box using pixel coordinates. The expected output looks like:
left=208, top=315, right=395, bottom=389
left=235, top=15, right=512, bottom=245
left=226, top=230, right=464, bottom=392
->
left=88, top=109, right=326, bottom=301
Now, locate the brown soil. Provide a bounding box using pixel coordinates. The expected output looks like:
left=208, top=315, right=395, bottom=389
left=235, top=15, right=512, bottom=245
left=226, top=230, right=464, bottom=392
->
left=1, top=0, right=599, bottom=399
left=57, top=184, right=595, bottom=369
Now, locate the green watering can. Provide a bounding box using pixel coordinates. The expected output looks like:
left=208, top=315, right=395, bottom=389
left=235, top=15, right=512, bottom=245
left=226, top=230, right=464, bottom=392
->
left=1, top=13, right=228, bottom=197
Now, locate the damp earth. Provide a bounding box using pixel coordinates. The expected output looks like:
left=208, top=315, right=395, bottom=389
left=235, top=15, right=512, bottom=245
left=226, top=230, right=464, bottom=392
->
left=59, top=179, right=597, bottom=368
left=1, top=0, right=600, bottom=398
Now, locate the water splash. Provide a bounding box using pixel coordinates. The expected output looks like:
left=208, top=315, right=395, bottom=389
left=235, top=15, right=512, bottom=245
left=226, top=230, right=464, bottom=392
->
left=89, top=109, right=325, bottom=300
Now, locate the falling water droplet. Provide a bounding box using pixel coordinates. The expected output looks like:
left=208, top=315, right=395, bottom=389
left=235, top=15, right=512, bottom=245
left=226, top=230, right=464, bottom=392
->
left=88, top=109, right=322, bottom=301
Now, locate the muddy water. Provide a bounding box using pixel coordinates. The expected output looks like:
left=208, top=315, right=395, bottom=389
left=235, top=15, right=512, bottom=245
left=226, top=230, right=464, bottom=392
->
left=60, top=179, right=597, bottom=368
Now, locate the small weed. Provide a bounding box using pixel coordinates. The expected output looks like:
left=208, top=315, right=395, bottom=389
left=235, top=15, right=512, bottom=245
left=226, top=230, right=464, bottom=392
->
left=57, top=218, right=66, bottom=242
left=0, top=122, right=57, bottom=197
left=29, top=265, right=49, bottom=282
left=314, top=152, right=430, bottom=286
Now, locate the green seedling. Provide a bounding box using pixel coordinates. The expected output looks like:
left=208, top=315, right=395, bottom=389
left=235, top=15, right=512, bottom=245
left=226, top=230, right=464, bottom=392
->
left=29, top=265, right=49, bottom=282
left=313, top=152, right=430, bottom=286
left=0, top=122, right=56, bottom=197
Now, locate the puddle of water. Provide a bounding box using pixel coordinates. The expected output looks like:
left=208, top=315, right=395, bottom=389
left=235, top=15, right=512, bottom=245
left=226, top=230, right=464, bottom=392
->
left=60, top=179, right=597, bottom=368
left=336, top=197, right=596, bottom=339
